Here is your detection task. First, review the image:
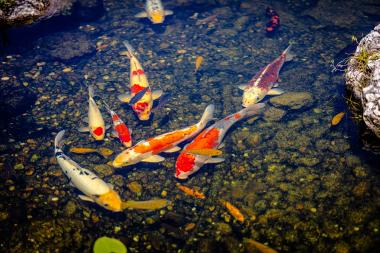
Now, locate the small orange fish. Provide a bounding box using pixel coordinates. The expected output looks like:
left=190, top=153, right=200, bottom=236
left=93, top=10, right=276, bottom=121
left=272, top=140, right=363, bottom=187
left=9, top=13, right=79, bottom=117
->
left=176, top=183, right=205, bottom=199
left=186, top=148, right=222, bottom=157
left=331, top=112, right=345, bottom=126
left=220, top=200, right=245, bottom=222
left=195, top=56, right=204, bottom=72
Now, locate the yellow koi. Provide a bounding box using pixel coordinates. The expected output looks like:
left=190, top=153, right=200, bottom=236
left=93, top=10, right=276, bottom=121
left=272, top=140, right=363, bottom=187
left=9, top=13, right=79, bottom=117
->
left=220, top=200, right=245, bottom=222
left=176, top=183, right=206, bottom=199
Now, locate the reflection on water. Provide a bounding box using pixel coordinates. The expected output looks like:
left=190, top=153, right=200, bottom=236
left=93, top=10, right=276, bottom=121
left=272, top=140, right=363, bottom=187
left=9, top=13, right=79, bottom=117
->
left=1, top=0, right=380, bottom=252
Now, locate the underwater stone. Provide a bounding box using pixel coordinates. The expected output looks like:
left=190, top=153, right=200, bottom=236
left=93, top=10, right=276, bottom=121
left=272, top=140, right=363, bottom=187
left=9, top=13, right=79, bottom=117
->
left=264, top=106, right=286, bottom=121
left=345, top=24, right=380, bottom=138
left=269, top=92, right=313, bottom=110
left=64, top=200, right=77, bottom=217
left=94, top=164, right=113, bottom=177
left=352, top=166, right=368, bottom=178
left=214, top=222, right=232, bottom=235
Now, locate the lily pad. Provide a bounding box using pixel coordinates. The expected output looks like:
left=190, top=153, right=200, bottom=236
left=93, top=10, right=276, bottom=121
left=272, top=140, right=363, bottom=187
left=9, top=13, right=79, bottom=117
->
left=93, top=237, right=127, bottom=253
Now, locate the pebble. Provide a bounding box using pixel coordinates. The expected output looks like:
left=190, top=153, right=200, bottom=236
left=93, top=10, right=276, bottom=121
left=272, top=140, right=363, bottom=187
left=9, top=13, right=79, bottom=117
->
left=310, top=208, right=317, bottom=213
left=1, top=76, right=10, bottom=81
left=63, top=67, right=73, bottom=73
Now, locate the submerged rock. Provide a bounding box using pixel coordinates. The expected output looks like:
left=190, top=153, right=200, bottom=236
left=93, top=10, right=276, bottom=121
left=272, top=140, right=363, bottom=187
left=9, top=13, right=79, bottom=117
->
left=37, top=32, right=95, bottom=61
left=345, top=24, right=380, bottom=138
left=269, top=92, right=313, bottom=110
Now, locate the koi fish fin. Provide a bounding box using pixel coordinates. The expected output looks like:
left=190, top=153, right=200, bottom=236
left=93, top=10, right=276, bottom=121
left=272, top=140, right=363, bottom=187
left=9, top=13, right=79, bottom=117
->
left=273, top=83, right=279, bottom=88
left=205, top=157, right=225, bottom=164
left=82, top=117, right=89, bottom=123
left=135, top=11, right=148, bottom=18
left=218, top=142, right=225, bottom=149
left=118, top=93, right=132, bottom=103
left=267, top=88, right=285, bottom=95
left=240, top=103, right=265, bottom=118
left=163, top=146, right=181, bottom=153
left=142, top=155, right=165, bottom=163
left=78, top=126, right=90, bottom=132
left=198, top=104, right=215, bottom=128
left=152, top=90, right=163, bottom=100
left=238, top=84, right=248, bottom=90
left=105, top=124, right=111, bottom=130
left=283, top=45, right=295, bottom=62
left=107, top=183, right=114, bottom=189
left=111, top=130, right=118, bottom=138
left=54, top=130, right=65, bottom=153
left=164, top=10, right=173, bottom=16
left=78, top=195, right=95, bottom=202
left=122, top=41, right=138, bottom=59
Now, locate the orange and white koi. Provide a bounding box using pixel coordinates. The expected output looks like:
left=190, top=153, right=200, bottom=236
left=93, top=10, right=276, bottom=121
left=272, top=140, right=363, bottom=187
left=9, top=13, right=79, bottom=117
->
left=176, top=183, right=205, bottom=199
left=135, top=0, right=173, bottom=24
left=118, top=41, right=162, bottom=121
left=78, top=86, right=106, bottom=140
left=240, top=45, right=294, bottom=107
left=103, top=101, right=132, bottom=147
left=175, top=104, right=264, bottom=179
left=112, top=105, right=214, bottom=168
left=55, top=130, right=122, bottom=212
left=220, top=199, right=245, bottom=222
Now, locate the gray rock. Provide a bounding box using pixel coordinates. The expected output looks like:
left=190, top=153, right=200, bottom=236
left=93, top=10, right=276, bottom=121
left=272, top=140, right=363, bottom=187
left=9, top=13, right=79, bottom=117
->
left=269, top=92, right=313, bottom=110
left=345, top=24, right=380, bottom=138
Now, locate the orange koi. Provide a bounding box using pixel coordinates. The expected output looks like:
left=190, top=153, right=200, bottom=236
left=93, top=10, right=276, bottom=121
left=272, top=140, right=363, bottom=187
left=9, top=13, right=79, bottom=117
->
left=220, top=200, right=245, bottom=222
left=103, top=101, right=132, bottom=147
left=195, top=56, right=204, bottom=72
left=112, top=105, right=215, bottom=168
left=331, top=112, right=345, bottom=126
left=175, top=104, right=264, bottom=180
left=176, top=183, right=205, bottom=199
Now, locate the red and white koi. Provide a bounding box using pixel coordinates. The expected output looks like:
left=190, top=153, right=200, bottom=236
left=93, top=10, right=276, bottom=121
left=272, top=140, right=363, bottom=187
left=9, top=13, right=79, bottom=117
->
left=240, top=45, right=294, bottom=107
left=103, top=101, right=132, bottom=147
left=54, top=130, right=122, bottom=212
left=175, top=104, right=265, bottom=180
left=78, top=85, right=106, bottom=140
left=113, top=105, right=215, bottom=168
left=118, top=42, right=162, bottom=121
left=135, top=0, right=173, bottom=24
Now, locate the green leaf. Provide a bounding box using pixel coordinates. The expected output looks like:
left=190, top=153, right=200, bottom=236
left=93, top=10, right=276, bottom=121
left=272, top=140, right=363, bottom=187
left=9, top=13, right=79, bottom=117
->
left=93, top=236, right=127, bottom=253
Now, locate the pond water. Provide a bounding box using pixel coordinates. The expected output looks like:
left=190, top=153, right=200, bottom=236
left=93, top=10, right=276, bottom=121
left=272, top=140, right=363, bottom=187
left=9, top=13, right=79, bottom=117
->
left=1, top=0, right=380, bottom=252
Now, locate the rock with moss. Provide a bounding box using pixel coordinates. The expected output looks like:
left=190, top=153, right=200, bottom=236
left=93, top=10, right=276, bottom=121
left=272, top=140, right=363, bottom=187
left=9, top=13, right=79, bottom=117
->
left=345, top=24, right=380, bottom=138
left=269, top=92, right=313, bottom=110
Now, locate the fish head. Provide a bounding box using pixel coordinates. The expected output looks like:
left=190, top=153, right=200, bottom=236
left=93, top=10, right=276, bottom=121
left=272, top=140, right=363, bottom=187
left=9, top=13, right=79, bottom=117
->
left=91, top=126, right=105, bottom=140
left=96, top=189, right=123, bottom=212
left=112, top=149, right=141, bottom=168
left=175, top=152, right=200, bottom=180
left=132, top=101, right=152, bottom=121
left=149, top=10, right=165, bottom=24
left=242, top=87, right=265, bottom=107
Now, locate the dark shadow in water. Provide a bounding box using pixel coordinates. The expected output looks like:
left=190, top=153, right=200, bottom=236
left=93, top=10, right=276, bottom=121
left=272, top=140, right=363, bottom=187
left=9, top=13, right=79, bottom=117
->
left=0, top=0, right=105, bottom=54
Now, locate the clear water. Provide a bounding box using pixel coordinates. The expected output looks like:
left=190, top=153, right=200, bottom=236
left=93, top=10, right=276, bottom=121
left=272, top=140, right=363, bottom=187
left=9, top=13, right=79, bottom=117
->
left=1, top=0, right=380, bottom=252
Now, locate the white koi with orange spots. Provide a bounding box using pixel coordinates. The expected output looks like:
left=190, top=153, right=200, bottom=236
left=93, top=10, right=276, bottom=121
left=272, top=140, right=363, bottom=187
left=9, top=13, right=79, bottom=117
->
left=54, top=130, right=122, bottom=212
left=113, top=105, right=214, bottom=168
left=78, top=86, right=106, bottom=140
left=135, top=0, right=173, bottom=24
left=175, top=104, right=265, bottom=179
left=118, top=42, right=162, bottom=121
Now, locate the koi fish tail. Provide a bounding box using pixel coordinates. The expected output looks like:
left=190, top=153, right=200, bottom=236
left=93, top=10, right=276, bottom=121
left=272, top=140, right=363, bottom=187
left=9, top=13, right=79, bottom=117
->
left=88, top=85, right=95, bottom=98
left=283, top=45, right=295, bottom=62
left=239, top=103, right=265, bottom=118
left=54, top=130, right=65, bottom=154
left=197, top=104, right=215, bottom=128
left=122, top=41, right=136, bottom=59
left=102, top=100, right=112, bottom=112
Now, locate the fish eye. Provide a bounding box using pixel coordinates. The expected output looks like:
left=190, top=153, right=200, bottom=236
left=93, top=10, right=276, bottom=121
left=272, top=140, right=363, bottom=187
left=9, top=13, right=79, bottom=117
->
left=104, top=203, right=109, bottom=207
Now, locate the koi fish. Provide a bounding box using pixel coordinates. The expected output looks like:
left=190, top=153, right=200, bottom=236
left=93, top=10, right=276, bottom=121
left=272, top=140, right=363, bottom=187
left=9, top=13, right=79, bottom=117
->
left=176, top=183, right=205, bottom=199
left=175, top=104, right=264, bottom=180
left=78, top=85, right=106, bottom=140
left=220, top=199, right=245, bottom=222
left=122, top=199, right=169, bottom=210
left=103, top=101, right=132, bottom=147
left=118, top=42, right=163, bottom=120
left=54, top=130, right=122, bottom=212
left=266, top=7, right=280, bottom=33
left=69, top=147, right=113, bottom=158
left=186, top=148, right=222, bottom=156
left=195, top=56, right=204, bottom=72
left=135, top=0, right=173, bottom=24
left=239, top=46, right=294, bottom=107
left=112, top=104, right=215, bottom=168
